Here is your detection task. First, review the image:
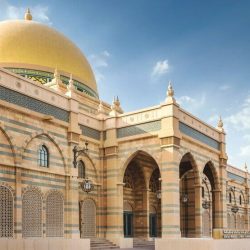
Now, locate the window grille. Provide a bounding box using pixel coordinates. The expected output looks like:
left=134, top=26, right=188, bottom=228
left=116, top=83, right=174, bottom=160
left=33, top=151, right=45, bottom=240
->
left=0, top=186, right=13, bottom=238
left=46, top=192, right=64, bottom=237
left=22, top=190, right=42, bottom=238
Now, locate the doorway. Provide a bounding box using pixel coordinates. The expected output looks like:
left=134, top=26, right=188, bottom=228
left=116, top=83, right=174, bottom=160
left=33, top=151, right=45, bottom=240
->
left=124, top=212, right=133, bottom=237
left=149, top=213, right=157, bottom=237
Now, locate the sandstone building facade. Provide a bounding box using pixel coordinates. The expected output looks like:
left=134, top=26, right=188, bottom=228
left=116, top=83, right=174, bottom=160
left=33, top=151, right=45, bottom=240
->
left=0, top=10, right=249, bottom=247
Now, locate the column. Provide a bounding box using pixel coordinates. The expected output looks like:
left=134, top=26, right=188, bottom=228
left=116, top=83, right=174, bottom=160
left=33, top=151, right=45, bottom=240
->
left=161, top=147, right=181, bottom=238
left=15, top=167, right=22, bottom=239
left=142, top=188, right=150, bottom=238
left=194, top=184, right=203, bottom=237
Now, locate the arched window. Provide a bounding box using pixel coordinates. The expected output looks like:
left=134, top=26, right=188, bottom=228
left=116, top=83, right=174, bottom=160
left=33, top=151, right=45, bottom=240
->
left=229, top=192, right=232, bottom=203
left=38, top=145, right=49, bottom=167
left=239, top=195, right=242, bottom=205
left=78, top=161, right=85, bottom=179
left=202, top=186, right=205, bottom=198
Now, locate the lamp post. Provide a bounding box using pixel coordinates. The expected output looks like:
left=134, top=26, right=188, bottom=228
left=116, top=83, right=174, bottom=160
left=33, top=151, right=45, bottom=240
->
left=72, top=141, right=89, bottom=168
left=73, top=141, right=94, bottom=193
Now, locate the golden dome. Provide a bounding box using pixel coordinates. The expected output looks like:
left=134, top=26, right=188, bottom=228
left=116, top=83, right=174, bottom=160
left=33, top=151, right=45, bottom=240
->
left=0, top=19, right=98, bottom=97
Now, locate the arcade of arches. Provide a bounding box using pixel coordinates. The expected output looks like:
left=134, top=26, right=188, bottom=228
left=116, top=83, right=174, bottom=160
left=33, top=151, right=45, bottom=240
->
left=0, top=10, right=250, bottom=249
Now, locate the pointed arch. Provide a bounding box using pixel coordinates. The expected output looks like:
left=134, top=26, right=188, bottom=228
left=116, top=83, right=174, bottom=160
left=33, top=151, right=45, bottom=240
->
left=179, top=152, right=199, bottom=182
left=77, top=152, right=98, bottom=183
left=21, top=132, right=66, bottom=170
left=202, top=161, right=220, bottom=190
left=0, top=125, right=17, bottom=166
left=119, top=150, right=161, bottom=183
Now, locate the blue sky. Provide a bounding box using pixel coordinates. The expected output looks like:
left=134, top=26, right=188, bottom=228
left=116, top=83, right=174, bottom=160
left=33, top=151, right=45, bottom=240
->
left=1, top=0, right=250, bottom=169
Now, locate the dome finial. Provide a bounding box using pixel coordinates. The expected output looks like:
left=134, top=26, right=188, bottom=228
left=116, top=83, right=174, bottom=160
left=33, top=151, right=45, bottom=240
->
left=68, top=74, right=74, bottom=90
left=25, top=8, right=32, bottom=21
left=245, top=162, right=248, bottom=173
left=165, top=81, right=176, bottom=104
left=217, top=115, right=224, bottom=131
left=167, top=81, right=174, bottom=97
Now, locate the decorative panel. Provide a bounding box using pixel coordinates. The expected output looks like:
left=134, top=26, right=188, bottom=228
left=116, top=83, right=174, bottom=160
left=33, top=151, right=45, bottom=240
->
left=0, top=86, right=69, bottom=122
left=0, top=186, right=13, bottom=238
left=22, top=190, right=42, bottom=238
left=179, top=122, right=220, bottom=150
left=46, top=192, right=64, bottom=237
left=6, top=68, right=98, bottom=98
left=80, top=125, right=100, bottom=140
left=228, top=172, right=245, bottom=183
left=81, top=199, right=96, bottom=238
left=117, top=120, right=161, bottom=138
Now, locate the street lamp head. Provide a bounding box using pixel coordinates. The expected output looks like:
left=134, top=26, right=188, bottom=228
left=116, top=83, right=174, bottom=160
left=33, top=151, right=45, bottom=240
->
left=81, top=177, right=94, bottom=193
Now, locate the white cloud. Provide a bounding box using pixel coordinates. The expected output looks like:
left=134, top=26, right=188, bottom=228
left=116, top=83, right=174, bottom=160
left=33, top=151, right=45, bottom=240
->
left=243, top=134, right=250, bottom=142
left=176, top=93, right=206, bottom=113
left=89, top=51, right=111, bottom=82
left=219, top=84, right=231, bottom=91
left=225, top=95, right=250, bottom=130
left=240, top=145, right=250, bottom=157
left=177, top=95, right=196, bottom=105
left=0, top=1, right=51, bottom=25
left=89, top=51, right=110, bottom=68
left=151, top=60, right=169, bottom=77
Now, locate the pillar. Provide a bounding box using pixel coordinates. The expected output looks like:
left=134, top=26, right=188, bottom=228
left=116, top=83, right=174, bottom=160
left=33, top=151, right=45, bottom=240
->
left=160, top=147, right=181, bottom=238
left=194, top=184, right=203, bottom=237
left=104, top=123, right=124, bottom=244
left=15, top=167, right=22, bottom=239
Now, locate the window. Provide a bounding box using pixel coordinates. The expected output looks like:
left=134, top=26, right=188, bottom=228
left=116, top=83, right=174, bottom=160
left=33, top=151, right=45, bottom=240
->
left=202, top=187, right=205, bottom=198
left=78, top=161, right=85, bottom=179
left=229, top=193, right=232, bottom=203
left=239, top=195, right=242, bottom=205
left=39, top=145, right=49, bottom=167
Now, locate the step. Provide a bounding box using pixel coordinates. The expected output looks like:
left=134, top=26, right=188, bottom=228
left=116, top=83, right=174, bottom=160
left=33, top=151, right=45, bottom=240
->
left=90, top=238, right=118, bottom=250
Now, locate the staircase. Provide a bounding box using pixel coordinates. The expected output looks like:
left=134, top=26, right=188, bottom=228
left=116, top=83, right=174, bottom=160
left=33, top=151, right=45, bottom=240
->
left=133, top=238, right=155, bottom=249
left=90, top=238, right=118, bottom=250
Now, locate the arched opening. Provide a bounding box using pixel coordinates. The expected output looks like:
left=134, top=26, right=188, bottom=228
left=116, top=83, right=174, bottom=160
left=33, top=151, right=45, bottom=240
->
left=201, top=176, right=212, bottom=237
left=123, top=151, right=161, bottom=238
left=80, top=199, right=96, bottom=238
left=22, top=189, right=42, bottom=238
left=123, top=202, right=133, bottom=237
left=46, top=191, right=64, bottom=237
left=202, top=162, right=218, bottom=237
left=179, top=153, right=198, bottom=238
left=0, top=186, right=14, bottom=238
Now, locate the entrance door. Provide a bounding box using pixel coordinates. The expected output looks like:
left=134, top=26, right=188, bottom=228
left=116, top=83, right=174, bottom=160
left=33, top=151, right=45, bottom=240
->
left=124, top=212, right=133, bottom=237
left=149, top=213, right=157, bottom=237
left=80, top=199, right=96, bottom=238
